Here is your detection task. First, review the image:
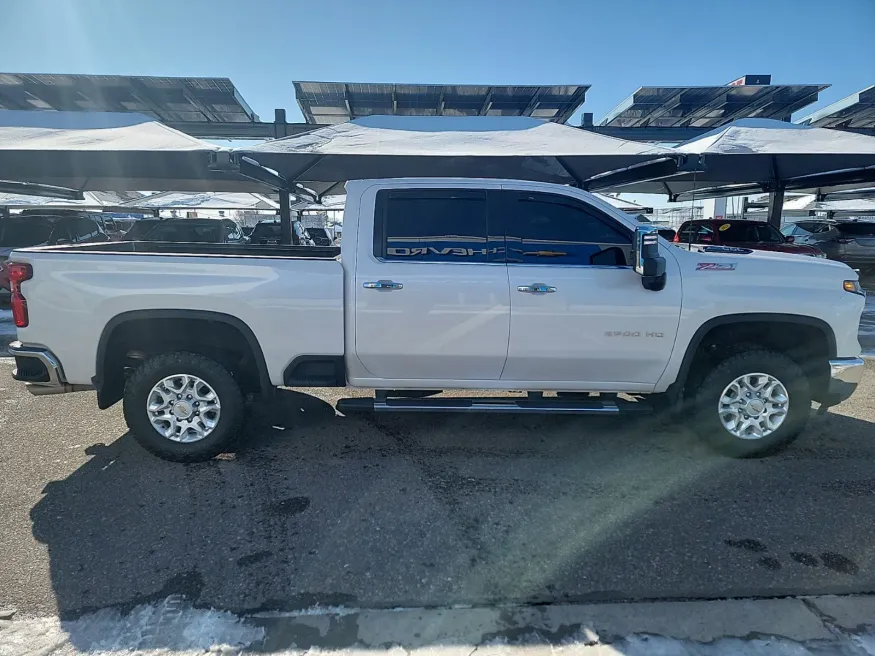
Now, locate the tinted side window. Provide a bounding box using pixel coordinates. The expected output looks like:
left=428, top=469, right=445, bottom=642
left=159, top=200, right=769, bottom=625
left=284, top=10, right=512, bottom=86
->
left=678, top=223, right=714, bottom=243
left=504, top=192, right=631, bottom=265
left=73, top=218, right=100, bottom=241
left=376, top=189, right=495, bottom=263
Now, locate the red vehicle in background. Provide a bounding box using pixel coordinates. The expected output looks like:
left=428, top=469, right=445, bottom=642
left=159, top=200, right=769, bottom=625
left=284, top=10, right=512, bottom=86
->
left=674, top=219, right=825, bottom=257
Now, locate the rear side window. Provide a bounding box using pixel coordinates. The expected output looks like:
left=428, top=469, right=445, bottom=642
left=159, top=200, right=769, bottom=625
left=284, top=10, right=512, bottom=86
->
left=678, top=222, right=714, bottom=243
left=71, top=218, right=101, bottom=241
left=837, top=222, right=875, bottom=236
left=502, top=191, right=630, bottom=266
left=375, top=189, right=496, bottom=262
left=0, top=219, right=54, bottom=247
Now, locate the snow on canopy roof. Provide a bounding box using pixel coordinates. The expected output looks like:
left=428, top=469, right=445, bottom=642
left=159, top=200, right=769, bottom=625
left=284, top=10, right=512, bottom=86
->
left=677, top=118, right=875, bottom=155
left=126, top=191, right=279, bottom=210
left=781, top=194, right=875, bottom=214
left=0, top=110, right=215, bottom=152
left=0, top=190, right=141, bottom=208
left=239, top=116, right=679, bottom=195
left=0, top=110, right=275, bottom=192
left=246, top=115, right=674, bottom=157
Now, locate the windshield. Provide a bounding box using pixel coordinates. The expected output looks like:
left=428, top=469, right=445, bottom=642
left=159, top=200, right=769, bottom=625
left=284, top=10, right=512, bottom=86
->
left=718, top=222, right=785, bottom=244
left=0, top=218, right=54, bottom=247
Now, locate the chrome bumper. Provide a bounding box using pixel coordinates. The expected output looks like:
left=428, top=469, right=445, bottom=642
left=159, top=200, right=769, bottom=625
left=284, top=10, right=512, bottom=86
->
left=825, top=357, right=866, bottom=405
left=7, top=341, right=92, bottom=396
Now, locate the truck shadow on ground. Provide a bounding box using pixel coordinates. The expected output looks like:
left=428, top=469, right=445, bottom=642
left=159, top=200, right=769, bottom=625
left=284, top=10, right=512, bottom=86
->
left=29, top=389, right=875, bottom=648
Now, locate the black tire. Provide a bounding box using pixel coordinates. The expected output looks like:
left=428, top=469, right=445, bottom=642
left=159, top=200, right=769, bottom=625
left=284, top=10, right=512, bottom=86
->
left=123, top=352, right=245, bottom=462
left=690, top=349, right=811, bottom=458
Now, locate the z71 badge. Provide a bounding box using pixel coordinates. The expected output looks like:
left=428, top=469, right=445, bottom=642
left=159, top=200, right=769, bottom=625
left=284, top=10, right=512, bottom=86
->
left=696, top=262, right=737, bottom=271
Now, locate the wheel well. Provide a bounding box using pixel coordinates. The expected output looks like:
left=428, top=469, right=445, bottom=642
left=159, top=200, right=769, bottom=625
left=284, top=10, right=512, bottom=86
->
left=680, top=319, right=833, bottom=402
left=96, top=312, right=270, bottom=409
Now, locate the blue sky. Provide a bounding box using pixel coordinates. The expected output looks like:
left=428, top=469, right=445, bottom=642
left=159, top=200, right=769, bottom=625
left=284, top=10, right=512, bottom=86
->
left=1, top=0, right=873, bottom=208
left=3, top=0, right=873, bottom=125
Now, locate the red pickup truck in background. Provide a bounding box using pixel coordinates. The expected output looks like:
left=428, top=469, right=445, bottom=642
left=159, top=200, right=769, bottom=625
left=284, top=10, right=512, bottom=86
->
left=674, top=219, right=825, bottom=257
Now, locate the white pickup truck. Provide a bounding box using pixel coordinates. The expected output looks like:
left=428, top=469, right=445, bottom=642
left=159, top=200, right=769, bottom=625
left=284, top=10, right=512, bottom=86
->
left=6, top=178, right=866, bottom=461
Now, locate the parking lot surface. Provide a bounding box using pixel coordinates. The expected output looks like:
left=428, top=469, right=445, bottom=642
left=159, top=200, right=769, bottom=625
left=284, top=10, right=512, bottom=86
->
left=1, top=358, right=875, bottom=620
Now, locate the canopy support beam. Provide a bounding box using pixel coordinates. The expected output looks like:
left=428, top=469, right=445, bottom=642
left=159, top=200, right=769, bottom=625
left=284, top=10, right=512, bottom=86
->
left=0, top=179, right=85, bottom=200
left=767, top=183, right=786, bottom=229
left=280, top=189, right=293, bottom=245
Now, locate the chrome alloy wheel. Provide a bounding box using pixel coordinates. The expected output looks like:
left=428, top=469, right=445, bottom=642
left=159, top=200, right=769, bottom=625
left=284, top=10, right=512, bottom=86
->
left=718, top=372, right=789, bottom=440
left=147, top=374, right=221, bottom=443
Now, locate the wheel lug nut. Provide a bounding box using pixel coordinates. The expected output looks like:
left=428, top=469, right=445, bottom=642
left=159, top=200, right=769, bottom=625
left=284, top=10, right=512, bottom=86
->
left=187, top=395, right=192, bottom=400
left=177, top=394, right=182, bottom=399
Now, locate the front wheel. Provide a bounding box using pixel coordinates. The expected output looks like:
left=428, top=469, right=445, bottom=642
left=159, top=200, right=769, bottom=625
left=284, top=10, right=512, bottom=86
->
left=123, top=352, right=245, bottom=462
left=691, top=349, right=811, bottom=457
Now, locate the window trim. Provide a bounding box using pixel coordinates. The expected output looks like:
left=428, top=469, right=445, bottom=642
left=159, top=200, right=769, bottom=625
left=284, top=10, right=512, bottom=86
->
left=499, top=190, right=633, bottom=268
left=373, top=188, right=498, bottom=265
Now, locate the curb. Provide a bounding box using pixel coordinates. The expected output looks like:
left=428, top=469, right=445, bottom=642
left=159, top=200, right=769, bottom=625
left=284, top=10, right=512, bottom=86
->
left=2, top=595, right=875, bottom=653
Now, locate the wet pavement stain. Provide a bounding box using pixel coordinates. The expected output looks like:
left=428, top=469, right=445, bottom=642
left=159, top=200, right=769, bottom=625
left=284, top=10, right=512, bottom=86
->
left=724, top=538, right=768, bottom=553
left=758, top=557, right=782, bottom=571
left=790, top=552, right=820, bottom=567
left=237, top=551, right=273, bottom=567
left=820, top=552, right=859, bottom=575
left=266, top=497, right=310, bottom=517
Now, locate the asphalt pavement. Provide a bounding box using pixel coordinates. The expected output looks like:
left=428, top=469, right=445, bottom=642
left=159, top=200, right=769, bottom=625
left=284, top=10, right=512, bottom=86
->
left=1, top=358, right=875, bottom=622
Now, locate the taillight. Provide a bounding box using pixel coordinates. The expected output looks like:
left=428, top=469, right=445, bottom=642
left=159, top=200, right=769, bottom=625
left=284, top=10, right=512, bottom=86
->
left=673, top=232, right=680, bottom=243
left=8, top=262, right=33, bottom=328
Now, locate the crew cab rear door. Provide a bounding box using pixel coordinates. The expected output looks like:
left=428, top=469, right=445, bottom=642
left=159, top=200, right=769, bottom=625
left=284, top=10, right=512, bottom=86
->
left=353, top=187, right=510, bottom=382
left=497, top=188, right=682, bottom=387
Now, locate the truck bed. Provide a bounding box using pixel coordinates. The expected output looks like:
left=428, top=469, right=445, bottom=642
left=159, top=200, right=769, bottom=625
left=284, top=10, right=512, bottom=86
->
left=10, top=243, right=345, bottom=389
left=20, top=241, right=341, bottom=259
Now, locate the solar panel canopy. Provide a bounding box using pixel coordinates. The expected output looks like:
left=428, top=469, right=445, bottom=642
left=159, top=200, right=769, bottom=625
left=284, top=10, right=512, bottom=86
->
left=294, top=82, right=589, bottom=125
left=600, top=83, right=827, bottom=129
left=799, top=85, right=875, bottom=129
left=0, top=73, right=258, bottom=124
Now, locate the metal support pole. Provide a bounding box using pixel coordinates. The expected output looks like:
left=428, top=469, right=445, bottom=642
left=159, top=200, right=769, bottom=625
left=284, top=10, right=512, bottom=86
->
left=767, top=183, right=785, bottom=229
left=279, top=190, right=292, bottom=245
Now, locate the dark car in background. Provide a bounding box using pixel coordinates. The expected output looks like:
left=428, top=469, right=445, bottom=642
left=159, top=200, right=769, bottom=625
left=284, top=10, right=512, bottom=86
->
left=249, top=220, right=314, bottom=246
left=1, top=215, right=110, bottom=295
left=782, top=220, right=875, bottom=269
left=306, top=226, right=334, bottom=246
left=674, top=219, right=825, bottom=257
left=122, top=219, right=163, bottom=241
left=137, top=219, right=248, bottom=244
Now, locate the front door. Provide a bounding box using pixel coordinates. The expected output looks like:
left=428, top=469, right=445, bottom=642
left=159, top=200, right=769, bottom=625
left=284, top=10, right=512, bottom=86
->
left=498, top=189, right=682, bottom=387
left=354, top=188, right=510, bottom=382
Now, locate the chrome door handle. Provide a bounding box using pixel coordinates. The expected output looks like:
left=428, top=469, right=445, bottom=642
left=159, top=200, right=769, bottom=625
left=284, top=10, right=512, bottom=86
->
left=517, top=284, right=557, bottom=294
left=363, top=280, right=403, bottom=290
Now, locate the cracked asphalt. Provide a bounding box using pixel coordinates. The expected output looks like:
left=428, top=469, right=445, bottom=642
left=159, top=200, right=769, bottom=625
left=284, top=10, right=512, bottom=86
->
left=1, top=357, right=875, bottom=621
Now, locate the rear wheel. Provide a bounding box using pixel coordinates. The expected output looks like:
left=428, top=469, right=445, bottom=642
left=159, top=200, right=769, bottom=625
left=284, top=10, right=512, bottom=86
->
left=123, top=352, right=244, bottom=462
left=691, top=349, right=811, bottom=457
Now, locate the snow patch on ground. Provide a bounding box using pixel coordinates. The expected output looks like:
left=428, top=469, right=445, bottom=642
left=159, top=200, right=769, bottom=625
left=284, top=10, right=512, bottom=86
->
left=0, top=597, right=264, bottom=655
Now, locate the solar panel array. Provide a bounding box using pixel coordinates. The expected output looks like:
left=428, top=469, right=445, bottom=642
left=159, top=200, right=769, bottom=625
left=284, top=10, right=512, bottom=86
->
left=293, top=82, right=590, bottom=124
left=0, top=73, right=258, bottom=123
left=599, top=84, right=828, bottom=128
left=799, top=85, right=875, bottom=129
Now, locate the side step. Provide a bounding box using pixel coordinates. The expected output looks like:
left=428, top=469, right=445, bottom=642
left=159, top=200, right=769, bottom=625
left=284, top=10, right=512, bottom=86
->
left=336, top=395, right=652, bottom=415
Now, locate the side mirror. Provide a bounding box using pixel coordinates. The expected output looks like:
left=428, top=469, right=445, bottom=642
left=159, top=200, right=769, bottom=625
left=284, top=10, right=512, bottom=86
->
left=785, top=235, right=795, bottom=243
left=634, top=225, right=666, bottom=292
